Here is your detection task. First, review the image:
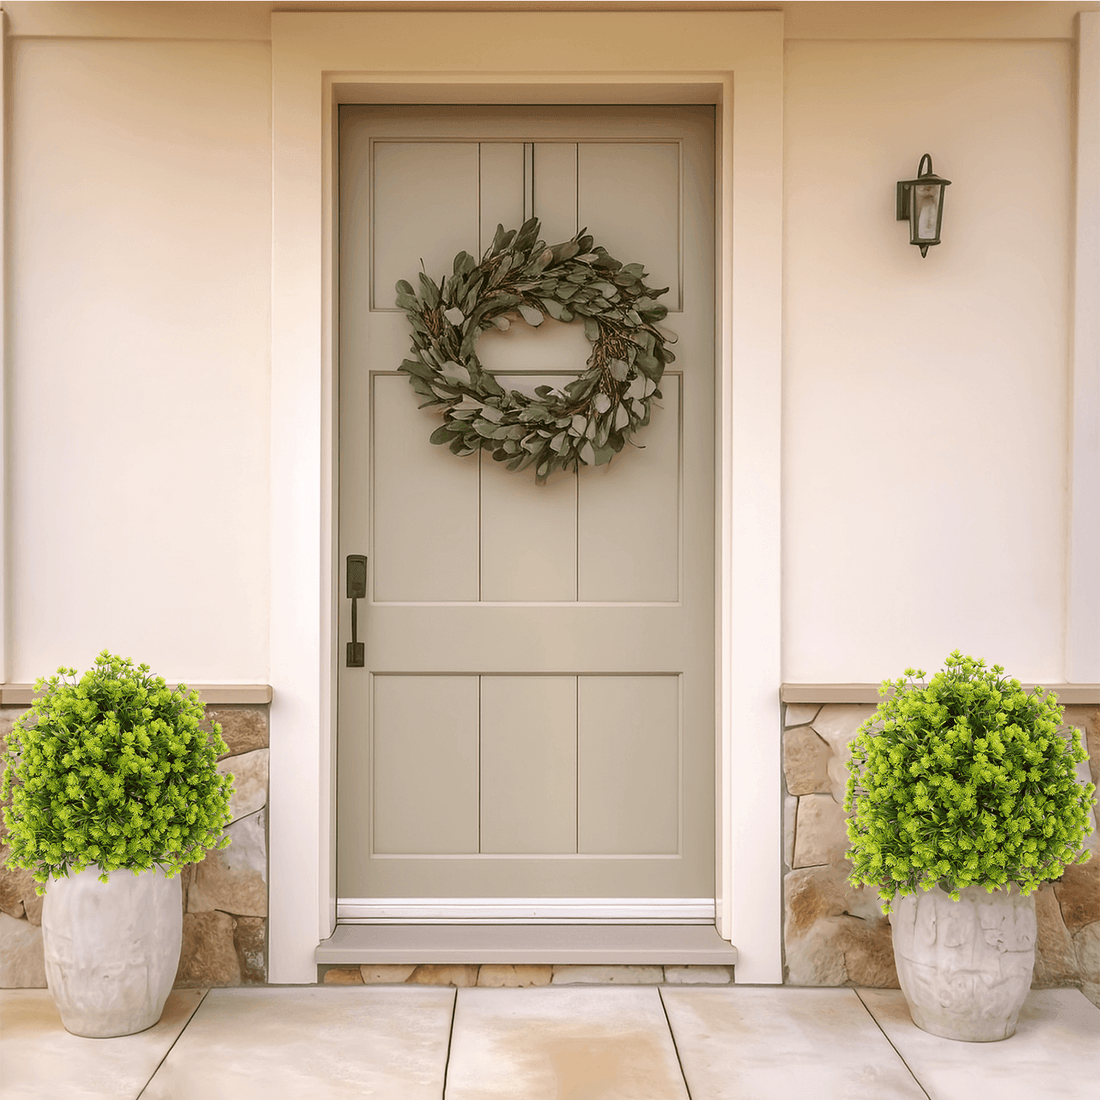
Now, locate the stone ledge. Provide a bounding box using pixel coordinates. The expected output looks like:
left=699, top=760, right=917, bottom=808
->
left=0, top=684, right=273, bottom=705
left=782, top=683, right=1100, bottom=705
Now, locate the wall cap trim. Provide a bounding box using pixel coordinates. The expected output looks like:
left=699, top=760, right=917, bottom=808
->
left=781, top=683, right=1100, bottom=705
left=0, top=684, right=273, bottom=706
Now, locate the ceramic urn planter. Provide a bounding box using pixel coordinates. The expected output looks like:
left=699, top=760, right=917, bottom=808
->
left=890, top=884, right=1037, bottom=1042
left=42, top=866, right=183, bottom=1038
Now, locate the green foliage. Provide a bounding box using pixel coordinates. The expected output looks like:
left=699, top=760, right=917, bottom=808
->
left=1, top=652, right=235, bottom=892
left=844, top=651, right=1096, bottom=912
left=395, top=216, right=676, bottom=482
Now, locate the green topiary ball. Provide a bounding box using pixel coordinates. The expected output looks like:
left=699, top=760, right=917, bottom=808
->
left=844, top=651, right=1096, bottom=912
left=1, top=651, right=235, bottom=893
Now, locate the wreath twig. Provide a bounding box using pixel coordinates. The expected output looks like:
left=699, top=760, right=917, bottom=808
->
left=395, top=217, right=676, bottom=482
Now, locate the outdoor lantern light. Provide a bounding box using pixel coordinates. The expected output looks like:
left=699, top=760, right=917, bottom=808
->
left=896, top=153, right=951, bottom=257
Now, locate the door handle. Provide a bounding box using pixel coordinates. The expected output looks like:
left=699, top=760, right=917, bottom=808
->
left=346, top=555, right=367, bottom=668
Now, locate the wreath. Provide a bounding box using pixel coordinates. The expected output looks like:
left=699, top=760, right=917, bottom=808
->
left=395, top=217, right=675, bottom=481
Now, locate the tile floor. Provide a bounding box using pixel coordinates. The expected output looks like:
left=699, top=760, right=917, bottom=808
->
left=0, top=985, right=1096, bottom=1100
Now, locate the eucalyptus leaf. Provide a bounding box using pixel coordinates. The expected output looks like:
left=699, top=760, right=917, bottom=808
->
left=439, top=362, right=472, bottom=387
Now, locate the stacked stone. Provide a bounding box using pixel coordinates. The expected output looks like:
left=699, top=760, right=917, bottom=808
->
left=0, top=704, right=269, bottom=989
left=781, top=702, right=1100, bottom=1007
left=320, top=965, right=736, bottom=987
left=0, top=706, right=47, bottom=987
left=175, top=705, right=269, bottom=987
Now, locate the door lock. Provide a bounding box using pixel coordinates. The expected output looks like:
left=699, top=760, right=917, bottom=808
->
left=346, top=555, right=367, bottom=668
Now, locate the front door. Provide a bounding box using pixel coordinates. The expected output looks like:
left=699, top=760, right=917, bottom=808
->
left=337, top=105, right=715, bottom=918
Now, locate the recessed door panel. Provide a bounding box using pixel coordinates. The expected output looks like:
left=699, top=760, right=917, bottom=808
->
left=371, top=374, right=480, bottom=602
left=578, top=675, right=680, bottom=855
left=480, top=676, right=578, bottom=854
left=371, top=142, right=479, bottom=310
left=579, top=142, right=682, bottom=310
left=371, top=675, right=480, bottom=855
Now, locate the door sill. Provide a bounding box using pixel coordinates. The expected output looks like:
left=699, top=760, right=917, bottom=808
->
left=336, top=897, right=715, bottom=924
left=315, top=923, right=738, bottom=966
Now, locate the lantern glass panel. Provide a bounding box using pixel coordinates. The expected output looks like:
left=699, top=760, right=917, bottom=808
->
left=911, top=182, right=942, bottom=244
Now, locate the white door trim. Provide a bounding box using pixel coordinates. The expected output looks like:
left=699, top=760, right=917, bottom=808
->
left=270, top=9, right=784, bottom=984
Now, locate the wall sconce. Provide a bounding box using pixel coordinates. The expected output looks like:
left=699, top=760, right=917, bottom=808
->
left=896, top=154, right=951, bottom=257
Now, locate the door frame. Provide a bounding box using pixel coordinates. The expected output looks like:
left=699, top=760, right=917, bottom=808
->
left=270, top=9, right=784, bottom=985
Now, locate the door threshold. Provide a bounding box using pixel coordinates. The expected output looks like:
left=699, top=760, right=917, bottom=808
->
left=315, top=924, right=738, bottom=967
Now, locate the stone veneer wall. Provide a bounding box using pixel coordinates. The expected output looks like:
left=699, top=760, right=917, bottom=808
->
left=320, top=965, right=736, bottom=987
left=782, top=701, right=1100, bottom=1007
left=0, top=703, right=270, bottom=989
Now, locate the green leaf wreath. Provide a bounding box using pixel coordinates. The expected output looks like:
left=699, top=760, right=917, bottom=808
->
left=395, top=217, right=676, bottom=481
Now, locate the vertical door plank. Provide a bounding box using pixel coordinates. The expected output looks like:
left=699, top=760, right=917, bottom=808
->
left=372, top=374, right=480, bottom=602
left=479, top=143, right=525, bottom=254
left=578, top=142, right=682, bottom=310
left=480, top=370, right=578, bottom=603
left=578, top=675, right=680, bottom=855
left=372, top=675, right=480, bottom=854
left=532, top=143, right=578, bottom=244
left=480, top=676, right=578, bottom=853
left=480, top=450, right=577, bottom=602
left=577, top=377, right=681, bottom=602
left=371, top=141, right=479, bottom=309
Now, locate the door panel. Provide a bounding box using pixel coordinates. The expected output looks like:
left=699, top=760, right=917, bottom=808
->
left=371, top=675, right=480, bottom=855
left=577, top=675, right=681, bottom=855
left=577, top=376, right=681, bottom=603
left=370, top=142, right=480, bottom=310
left=371, top=374, right=480, bottom=602
left=532, top=143, right=578, bottom=241
left=578, top=142, right=682, bottom=310
left=338, top=105, right=714, bottom=905
left=479, top=676, right=578, bottom=854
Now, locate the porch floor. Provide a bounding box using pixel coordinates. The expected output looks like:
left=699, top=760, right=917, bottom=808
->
left=1, top=985, right=1096, bottom=1099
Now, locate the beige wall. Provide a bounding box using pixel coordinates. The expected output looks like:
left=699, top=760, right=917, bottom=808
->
left=8, top=37, right=271, bottom=683
left=0, top=4, right=1091, bottom=689
left=783, top=39, right=1075, bottom=684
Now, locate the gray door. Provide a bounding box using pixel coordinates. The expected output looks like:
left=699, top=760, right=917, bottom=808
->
left=337, top=105, right=715, bottom=914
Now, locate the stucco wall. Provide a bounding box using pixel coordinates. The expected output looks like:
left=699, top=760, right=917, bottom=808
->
left=783, top=39, right=1075, bottom=684
left=1, top=13, right=1085, bottom=689
left=7, top=37, right=272, bottom=684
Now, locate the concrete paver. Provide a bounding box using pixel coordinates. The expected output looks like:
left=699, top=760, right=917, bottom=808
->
left=142, top=987, right=454, bottom=1100
left=661, top=986, right=926, bottom=1100
left=0, top=988, right=202, bottom=1100
left=446, top=986, right=689, bottom=1100
left=858, top=987, right=1100, bottom=1100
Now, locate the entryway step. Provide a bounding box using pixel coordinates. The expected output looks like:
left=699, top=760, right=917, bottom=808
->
left=315, top=924, right=738, bottom=967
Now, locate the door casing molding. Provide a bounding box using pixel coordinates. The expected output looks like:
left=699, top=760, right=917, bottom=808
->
left=271, top=10, right=784, bottom=984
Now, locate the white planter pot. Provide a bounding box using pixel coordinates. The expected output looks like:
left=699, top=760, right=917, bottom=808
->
left=890, top=884, right=1036, bottom=1042
left=42, top=866, right=183, bottom=1038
